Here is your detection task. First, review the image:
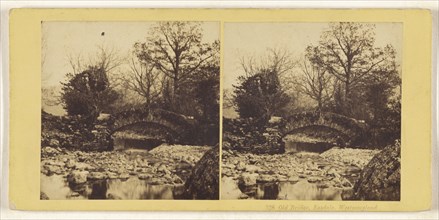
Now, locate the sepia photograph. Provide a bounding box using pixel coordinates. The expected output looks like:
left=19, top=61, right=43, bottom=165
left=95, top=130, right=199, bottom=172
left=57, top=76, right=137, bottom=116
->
left=221, top=22, right=402, bottom=201
left=40, top=21, right=220, bottom=200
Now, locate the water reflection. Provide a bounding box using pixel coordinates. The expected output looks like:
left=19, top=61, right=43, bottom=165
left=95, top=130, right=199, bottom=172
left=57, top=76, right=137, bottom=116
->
left=41, top=174, right=179, bottom=200
left=221, top=177, right=342, bottom=200
left=275, top=181, right=341, bottom=200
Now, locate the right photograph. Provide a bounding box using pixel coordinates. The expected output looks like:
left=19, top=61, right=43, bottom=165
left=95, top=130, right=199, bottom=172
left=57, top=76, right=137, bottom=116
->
left=221, top=22, right=402, bottom=201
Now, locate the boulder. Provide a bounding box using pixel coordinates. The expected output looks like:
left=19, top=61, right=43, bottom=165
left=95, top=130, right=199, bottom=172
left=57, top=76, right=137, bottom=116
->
left=42, top=146, right=60, bottom=157
left=65, top=159, right=76, bottom=169
left=75, top=162, right=92, bottom=171
left=307, top=176, right=321, bottom=183
left=107, top=172, right=118, bottom=179
left=119, top=173, right=130, bottom=180
left=149, top=177, right=166, bottom=185
left=43, top=165, right=63, bottom=175
left=138, top=173, right=151, bottom=180
left=107, top=193, right=122, bottom=200
left=236, top=161, right=246, bottom=171
left=67, top=170, right=89, bottom=185
left=287, top=175, right=299, bottom=183
left=87, top=172, right=106, bottom=180
left=245, top=165, right=260, bottom=173
left=348, top=141, right=401, bottom=201
left=239, top=172, right=259, bottom=187
left=157, top=164, right=171, bottom=174
left=180, top=145, right=219, bottom=200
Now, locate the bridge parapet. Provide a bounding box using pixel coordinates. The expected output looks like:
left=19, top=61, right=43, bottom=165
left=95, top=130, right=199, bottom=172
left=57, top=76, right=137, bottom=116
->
left=280, top=111, right=367, bottom=145
left=111, top=108, right=197, bottom=143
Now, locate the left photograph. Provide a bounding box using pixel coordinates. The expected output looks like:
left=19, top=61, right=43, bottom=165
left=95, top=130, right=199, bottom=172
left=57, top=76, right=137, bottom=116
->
left=40, top=21, right=220, bottom=200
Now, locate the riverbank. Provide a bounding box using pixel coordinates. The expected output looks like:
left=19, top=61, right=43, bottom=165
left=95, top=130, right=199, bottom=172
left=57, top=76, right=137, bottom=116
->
left=221, top=147, right=380, bottom=200
left=41, top=144, right=211, bottom=199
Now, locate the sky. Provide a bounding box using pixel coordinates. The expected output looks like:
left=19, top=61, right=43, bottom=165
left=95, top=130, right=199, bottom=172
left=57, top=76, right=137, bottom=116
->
left=42, top=21, right=219, bottom=115
left=42, top=21, right=220, bottom=87
left=42, top=21, right=402, bottom=116
left=223, top=22, right=403, bottom=90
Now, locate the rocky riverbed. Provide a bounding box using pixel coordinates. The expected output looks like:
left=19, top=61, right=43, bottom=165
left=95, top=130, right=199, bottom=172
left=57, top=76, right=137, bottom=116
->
left=221, top=147, right=380, bottom=200
left=40, top=144, right=211, bottom=199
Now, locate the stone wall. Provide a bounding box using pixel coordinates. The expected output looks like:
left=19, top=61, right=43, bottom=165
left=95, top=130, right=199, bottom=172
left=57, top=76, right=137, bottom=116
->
left=41, top=111, right=113, bottom=151
left=223, top=118, right=285, bottom=154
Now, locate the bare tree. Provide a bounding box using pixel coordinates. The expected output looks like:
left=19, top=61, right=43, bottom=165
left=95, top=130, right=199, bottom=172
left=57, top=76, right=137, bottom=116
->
left=310, top=22, right=397, bottom=104
left=134, top=21, right=218, bottom=111
left=125, top=56, right=162, bottom=109
left=66, top=44, right=125, bottom=88
left=297, top=49, right=334, bottom=111
left=239, top=48, right=296, bottom=92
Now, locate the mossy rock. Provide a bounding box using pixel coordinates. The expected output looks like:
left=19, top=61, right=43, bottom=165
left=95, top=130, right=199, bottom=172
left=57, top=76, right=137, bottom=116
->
left=348, top=141, right=401, bottom=201
left=180, top=145, right=219, bottom=200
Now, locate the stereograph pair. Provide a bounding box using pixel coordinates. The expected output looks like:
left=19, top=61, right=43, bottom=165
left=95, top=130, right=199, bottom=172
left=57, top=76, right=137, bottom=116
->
left=8, top=9, right=432, bottom=211
left=39, top=20, right=401, bottom=201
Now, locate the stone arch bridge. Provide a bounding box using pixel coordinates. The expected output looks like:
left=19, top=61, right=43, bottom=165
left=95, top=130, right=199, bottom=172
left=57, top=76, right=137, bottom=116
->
left=278, top=111, right=368, bottom=146
left=109, top=108, right=197, bottom=149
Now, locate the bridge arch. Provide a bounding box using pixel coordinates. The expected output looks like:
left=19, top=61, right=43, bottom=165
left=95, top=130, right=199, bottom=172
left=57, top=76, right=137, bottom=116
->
left=279, top=111, right=367, bottom=145
left=110, top=108, right=197, bottom=145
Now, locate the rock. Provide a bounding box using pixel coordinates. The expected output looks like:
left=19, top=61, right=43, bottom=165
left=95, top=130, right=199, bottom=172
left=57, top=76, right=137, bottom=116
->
left=236, top=161, right=246, bottom=171
left=325, top=166, right=339, bottom=177
left=75, top=163, right=92, bottom=171
left=239, top=193, right=250, bottom=199
left=65, top=159, right=76, bottom=169
left=222, top=164, right=235, bottom=170
left=222, top=168, right=233, bottom=177
left=163, top=174, right=172, bottom=181
left=70, top=192, right=80, bottom=197
left=107, top=172, right=118, bottom=179
left=97, top=113, right=111, bottom=121
left=42, top=146, right=60, bottom=157
left=138, top=173, right=151, bottom=180
left=49, top=139, right=60, bottom=146
left=181, top=146, right=219, bottom=200
left=67, top=170, right=89, bottom=185
left=172, top=175, right=184, bottom=184
left=277, top=175, right=288, bottom=182
left=157, top=164, right=171, bottom=174
left=43, top=165, right=63, bottom=175
left=87, top=172, right=106, bottom=180
left=287, top=175, right=299, bottom=183
left=257, top=174, right=276, bottom=183
left=341, top=188, right=355, bottom=200
left=119, top=173, right=130, bottom=180
left=239, top=172, right=259, bottom=187
left=40, top=192, right=49, bottom=200
left=244, top=165, right=260, bottom=173
left=149, top=177, right=166, bottom=185
left=107, top=193, right=122, bottom=200
left=317, top=182, right=330, bottom=189
left=305, top=160, right=318, bottom=170
left=341, top=178, right=353, bottom=188
left=307, top=176, right=321, bottom=183
left=348, top=142, right=401, bottom=201
left=48, top=160, right=65, bottom=167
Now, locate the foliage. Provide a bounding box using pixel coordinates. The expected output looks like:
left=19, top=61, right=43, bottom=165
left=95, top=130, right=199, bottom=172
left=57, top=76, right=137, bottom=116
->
left=234, top=69, right=290, bottom=128
left=61, top=66, right=119, bottom=119
left=307, top=22, right=399, bottom=119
